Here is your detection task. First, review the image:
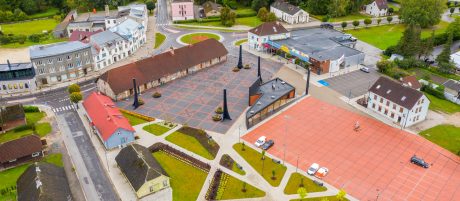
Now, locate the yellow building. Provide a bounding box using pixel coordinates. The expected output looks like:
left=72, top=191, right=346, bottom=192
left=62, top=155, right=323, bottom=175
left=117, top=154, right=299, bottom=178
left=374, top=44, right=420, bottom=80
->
left=115, top=144, right=170, bottom=198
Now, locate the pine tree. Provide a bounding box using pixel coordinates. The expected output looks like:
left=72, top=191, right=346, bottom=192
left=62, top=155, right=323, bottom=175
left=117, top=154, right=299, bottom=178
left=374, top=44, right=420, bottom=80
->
left=396, top=23, right=422, bottom=57
left=436, top=32, right=453, bottom=64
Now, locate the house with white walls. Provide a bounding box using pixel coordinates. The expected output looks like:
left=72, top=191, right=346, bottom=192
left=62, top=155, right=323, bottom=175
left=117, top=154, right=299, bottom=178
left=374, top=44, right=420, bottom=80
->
left=270, top=0, right=309, bottom=24
left=365, top=0, right=388, bottom=17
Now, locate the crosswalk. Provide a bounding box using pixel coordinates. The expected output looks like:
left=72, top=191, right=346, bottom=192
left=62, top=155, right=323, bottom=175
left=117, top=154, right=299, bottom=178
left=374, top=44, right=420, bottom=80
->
left=52, top=104, right=77, bottom=113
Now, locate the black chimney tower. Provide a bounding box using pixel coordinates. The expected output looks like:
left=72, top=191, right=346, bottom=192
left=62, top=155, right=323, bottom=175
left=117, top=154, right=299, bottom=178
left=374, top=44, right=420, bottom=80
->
left=237, top=45, right=243, bottom=69
left=257, top=56, right=262, bottom=82
left=306, top=67, right=311, bottom=95
left=222, top=89, right=231, bottom=121
left=132, top=78, right=139, bottom=109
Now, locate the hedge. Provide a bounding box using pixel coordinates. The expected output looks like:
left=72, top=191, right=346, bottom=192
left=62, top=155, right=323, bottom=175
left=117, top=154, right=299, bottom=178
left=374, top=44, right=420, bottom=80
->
left=23, top=106, right=40, bottom=113
left=177, top=126, right=220, bottom=157
left=118, top=108, right=155, bottom=122
left=421, top=84, right=446, bottom=100
left=149, top=142, right=211, bottom=171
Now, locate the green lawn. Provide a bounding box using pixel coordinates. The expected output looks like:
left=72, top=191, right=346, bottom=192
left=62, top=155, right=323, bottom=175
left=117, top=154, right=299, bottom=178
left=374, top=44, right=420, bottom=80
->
left=345, top=21, right=450, bottom=50
left=312, top=13, right=370, bottom=22
left=0, top=112, right=51, bottom=143
left=234, top=7, right=257, bottom=16
left=165, top=131, right=214, bottom=160
left=291, top=196, right=349, bottom=201
left=121, top=111, right=148, bottom=126
left=420, top=124, right=460, bottom=155
left=235, top=39, right=248, bottom=46
left=143, top=122, right=173, bottom=136
left=27, top=8, right=60, bottom=19
left=232, top=162, right=246, bottom=175
left=233, top=143, right=287, bottom=187
left=1, top=19, right=59, bottom=35
left=153, top=151, right=208, bottom=201
left=0, top=153, right=63, bottom=201
left=154, top=32, right=166, bottom=49
left=0, top=37, right=66, bottom=48
left=217, top=173, right=265, bottom=200
left=180, top=32, right=221, bottom=44
left=424, top=93, right=460, bottom=114
left=284, top=173, right=327, bottom=194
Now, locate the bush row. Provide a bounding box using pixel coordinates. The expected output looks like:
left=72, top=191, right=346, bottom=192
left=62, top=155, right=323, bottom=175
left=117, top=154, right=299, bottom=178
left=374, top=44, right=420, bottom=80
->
left=0, top=32, right=52, bottom=45
left=173, top=12, right=256, bottom=24
left=149, top=142, right=211, bottom=171
left=205, top=169, right=223, bottom=200
left=23, top=106, right=40, bottom=113
left=14, top=123, right=35, bottom=132
left=421, top=84, right=446, bottom=100
left=219, top=154, right=235, bottom=170
left=177, top=126, right=220, bottom=157
left=118, top=108, right=155, bottom=122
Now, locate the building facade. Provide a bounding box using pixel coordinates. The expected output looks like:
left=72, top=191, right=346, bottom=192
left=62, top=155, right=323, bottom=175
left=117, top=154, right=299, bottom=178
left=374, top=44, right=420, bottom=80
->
left=248, top=22, right=291, bottom=51
left=367, top=77, right=430, bottom=128
left=0, top=103, right=26, bottom=133
left=270, top=0, right=309, bottom=24
left=0, top=135, right=43, bottom=168
left=171, top=0, right=194, bottom=21
left=83, top=92, right=135, bottom=149
left=90, top=31, right=129, bottom=71
left=109, top=19, right=146, bottom=56
left=97, top=39, right=228, bottom=101
left=30, top=41, right=93, bottom=87
left=365, top=0, right=388, bottom=17
left=0, top=61, right=36, bottom=94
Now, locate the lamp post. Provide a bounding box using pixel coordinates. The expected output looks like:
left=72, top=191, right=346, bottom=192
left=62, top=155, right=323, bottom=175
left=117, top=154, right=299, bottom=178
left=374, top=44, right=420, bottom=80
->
left=238, top=125, right=241, bottom=143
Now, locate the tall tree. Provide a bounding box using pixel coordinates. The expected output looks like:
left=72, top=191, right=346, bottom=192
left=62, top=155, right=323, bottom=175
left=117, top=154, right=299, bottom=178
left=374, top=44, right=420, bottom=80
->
left=400, top=0, right=447, bottom=28
left=396, top=23, right=422, bottom=57
left=251, top=0, right=268, bottom=12
left=328, top=0, right=349, bottom=17
left=306, top=0, right=331, bottom=15
left=436, top=32, right=454, bottom=64
left=420, top=31, right=435, bottom=59
left=221, top=6, right=236, bottom=27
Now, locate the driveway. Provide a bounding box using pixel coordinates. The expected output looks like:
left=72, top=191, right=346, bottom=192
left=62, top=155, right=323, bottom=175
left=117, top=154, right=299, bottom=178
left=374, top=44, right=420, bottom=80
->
left=323, top=68, right=381, bottom=98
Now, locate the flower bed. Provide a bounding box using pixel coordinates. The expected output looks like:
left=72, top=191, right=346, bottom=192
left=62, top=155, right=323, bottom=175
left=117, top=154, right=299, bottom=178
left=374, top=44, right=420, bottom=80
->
left=149, top=142, right=211, bottom=171
left=177, top=126, right=220, bottom=157
left=119, top=108, right=155, bottom=122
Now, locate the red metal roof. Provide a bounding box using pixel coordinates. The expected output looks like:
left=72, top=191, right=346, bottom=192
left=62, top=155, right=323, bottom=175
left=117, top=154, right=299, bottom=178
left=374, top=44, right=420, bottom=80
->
left=69, top=30, right=102, bottom=43
left=83, top=92, right=134, bottom=141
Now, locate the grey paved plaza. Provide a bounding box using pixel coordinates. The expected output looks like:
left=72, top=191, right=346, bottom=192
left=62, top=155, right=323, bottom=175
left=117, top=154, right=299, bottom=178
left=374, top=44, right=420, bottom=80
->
left=116, top=52, right=283, bottom=133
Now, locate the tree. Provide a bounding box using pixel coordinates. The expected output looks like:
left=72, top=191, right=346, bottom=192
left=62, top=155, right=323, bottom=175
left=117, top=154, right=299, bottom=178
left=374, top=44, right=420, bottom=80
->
left=220, top=6, right=236, bottom=27
left=400, top=0, right=447, bottom=28
left=376, top=59, right=395, bottom=73
left=388, top=7, right=394, bottom=15
left=251, top=0, right=268, bottom=12
left=257, top=7, right=268, bottom=21
left=306, top=0, right=331, bottom=15
left=322, top=15, right=330, bottom=22
left=328, top=0, right=349, bottom=17
left=436, top=32, right=454, bottom=64
left=438, top=61, right=456, bottom=73
left=266, top=12, right=277, bottom=22
left=336, top=189, right=347, bottom=200
left=241, top=142, right=245, bottom=151
left=420, top=30, right=435, bottom=58
left=387, top=16, right=393, bottom=24
left=53, top=15, right=62, bottom=22
left=341, top=21, right=347, bottom=30
left=261, top=150, right=265, bottom=160
left=68, top=83, right=81, bottom=94
left=241, top=182, right=247, bottom=192
left=70, top=92, right=83, bottom=104
left=364, top=18, right=372, bottom=28
left=352, top=20, right=359, bottom=29
left=146, top=0, right=155, bottom=13
left=447, top=17, right=460, bottom=39
left=396, top=23, right=422, bottom=57
left=271, top=170, right=276, bottom=180
left=450, top=7, right=455, bottom=16
left=377, top=18, right=382, bottom=26
left=297, top=187, right=307, bottom=200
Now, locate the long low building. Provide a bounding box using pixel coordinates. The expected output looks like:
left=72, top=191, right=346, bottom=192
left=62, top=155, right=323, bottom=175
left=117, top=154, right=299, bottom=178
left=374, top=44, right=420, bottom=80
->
left=97, top=38, right=228, bottom=100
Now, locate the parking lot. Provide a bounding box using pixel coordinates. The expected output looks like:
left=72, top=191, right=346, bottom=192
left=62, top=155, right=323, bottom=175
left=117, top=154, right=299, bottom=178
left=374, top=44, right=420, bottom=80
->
left=243, top=97, right=460, bottom=201
left=323, top=68, right=381, bottom=98
left=117, top=52, right=283, bottom=134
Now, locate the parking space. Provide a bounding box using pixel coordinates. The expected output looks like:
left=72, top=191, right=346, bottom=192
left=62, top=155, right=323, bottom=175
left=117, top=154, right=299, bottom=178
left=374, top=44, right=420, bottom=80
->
left=324, top=68, right=380, bottom=98
left=116, top=52, right=283, bottom=134
left=242, top=97, right=460, bottom=201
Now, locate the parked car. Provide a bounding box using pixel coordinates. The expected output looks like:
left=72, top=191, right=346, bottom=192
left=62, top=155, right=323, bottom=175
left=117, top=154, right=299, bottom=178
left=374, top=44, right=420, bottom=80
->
left=410, top=155, right=429, bottom=168
left=315, top=167, right=329, bottom=179
left=360, top=67, right=370, bottom=73
left=254, top=136, right=267, bottom=147
left=262, top=140, right=274, bottom=150
left=307, top=163, right=320, bottom=175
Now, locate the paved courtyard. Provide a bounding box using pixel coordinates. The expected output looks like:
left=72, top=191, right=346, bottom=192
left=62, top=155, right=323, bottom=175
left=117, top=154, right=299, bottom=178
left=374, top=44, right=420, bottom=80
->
left=117, top=52, right=283, bottom=133
left=243, top=97, right=460, bottom=201
left=323, top=68, right=380, bottom=98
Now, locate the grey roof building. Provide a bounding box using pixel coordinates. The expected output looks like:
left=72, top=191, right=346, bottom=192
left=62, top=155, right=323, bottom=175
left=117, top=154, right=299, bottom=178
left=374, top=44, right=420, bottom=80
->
left=17, top=162, right=72, bottom=201
left=90, top=30, right=125, bottom=47
left=30, top=41, right=91, bottom=60
left=271, top=0, right=302, bottom=15
left=0, top=60, right=36, bottom=94
left=369, top=77, right=423, bottom=109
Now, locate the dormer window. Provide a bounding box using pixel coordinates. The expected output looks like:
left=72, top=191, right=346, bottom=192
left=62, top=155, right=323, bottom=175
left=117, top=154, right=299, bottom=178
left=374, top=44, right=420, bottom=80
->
left=401, top=96, right=406, bottom=101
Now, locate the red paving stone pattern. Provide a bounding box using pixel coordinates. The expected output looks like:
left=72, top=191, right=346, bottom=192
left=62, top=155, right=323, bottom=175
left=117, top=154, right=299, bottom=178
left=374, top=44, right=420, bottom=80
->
left=243, top=97, right=460, bottom=201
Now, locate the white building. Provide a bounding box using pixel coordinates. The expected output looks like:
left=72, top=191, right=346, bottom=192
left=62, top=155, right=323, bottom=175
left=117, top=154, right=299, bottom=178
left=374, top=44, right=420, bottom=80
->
left=365, top=0, right=388, bottom=17
left=90, top=31, right=129, bottom=71
left=248, top=22, right=291, bottom=51
left=367, top=77, right=430, bottom=128
left=270, top=0, right=309, bottom=24
left=109, top=19, right=146, bottom=55
left=0, top=61, right=37, bottom=94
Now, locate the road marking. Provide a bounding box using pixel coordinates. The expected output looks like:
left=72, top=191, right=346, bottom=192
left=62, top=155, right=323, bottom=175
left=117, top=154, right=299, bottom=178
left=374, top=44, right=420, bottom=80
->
left=7, top=97, right=37, bottom=104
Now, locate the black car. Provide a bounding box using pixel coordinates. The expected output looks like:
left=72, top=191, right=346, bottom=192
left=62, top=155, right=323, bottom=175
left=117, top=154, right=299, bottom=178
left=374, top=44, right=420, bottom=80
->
left=410, top=155, right=429, bottom=168
left=262, top=140, right=274, bottom=150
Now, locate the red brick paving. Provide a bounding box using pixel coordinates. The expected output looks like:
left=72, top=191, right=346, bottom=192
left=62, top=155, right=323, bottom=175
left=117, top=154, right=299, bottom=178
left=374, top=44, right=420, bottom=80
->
left=242, top=97, right=460, bottom=201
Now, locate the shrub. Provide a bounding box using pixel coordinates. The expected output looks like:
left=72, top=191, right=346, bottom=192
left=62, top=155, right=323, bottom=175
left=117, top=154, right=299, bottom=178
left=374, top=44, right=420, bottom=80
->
left=215, top=107, right=223, bottom=114
left=14, top=124, right=34, bottom=132
left=28, top=34, right=41, bottom=43
left=232, top=67, right=240, bottom=72
left=67, top=84, right=81, bottom=94
left=23, top=106, right=40, bottom=113
left=395, top=58, right=427, bottom=69
left=244, top=64, right=251, bottom=69
left=383, top=45, right=398, bottom=57
left=138, top=98, right=145, bottom=105
left=376, top=60, right=395, bottom=73
left=212, top=114, right=222, bottom=121
left=421, top=84, right=446, bottom=99
left=152, top=92, right=162, bottom=98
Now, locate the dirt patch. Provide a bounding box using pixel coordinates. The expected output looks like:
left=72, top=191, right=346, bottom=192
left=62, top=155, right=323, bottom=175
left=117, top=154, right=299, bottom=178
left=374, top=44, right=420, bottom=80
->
left=191, top=35, right=209, bottom=42
left=410, top=110, right=460, bottom=132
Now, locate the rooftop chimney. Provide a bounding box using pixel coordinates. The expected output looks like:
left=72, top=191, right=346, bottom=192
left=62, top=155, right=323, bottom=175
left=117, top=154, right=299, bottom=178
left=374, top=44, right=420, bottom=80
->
left=105, top=5, right=110, bottom=17
left=7, top=59, right=11, bottom=70
left=170, top=46, right=175, bottom=55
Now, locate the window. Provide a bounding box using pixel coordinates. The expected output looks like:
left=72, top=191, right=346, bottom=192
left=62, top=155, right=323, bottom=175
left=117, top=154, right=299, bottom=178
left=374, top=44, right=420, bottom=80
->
left=67, top=55, right=71, bottom=60
left=86, top=59, right=90, bottom=64
left=25, top=83, right=29, bottom=88
left=390, top=112, right=394, bottom=118
left=393, top=104, right=396, bottom=110
left=48, top=59, right=53, bottom=64
left=399, top=107, right=403, bottom=113
left=67, top=63, right=74, bottom=69
left=76, top=53, right=80, bottom=58
left=60, top=66, right=65, bottom=71
left=2, top=85, right=5, bottom=90
left=372, top=103, right=376, bottom=109
left=32, top=152, right=40, bottom=157
left=386, top=101, right=390, bottom=106
left=36, top=60, right=43, bottom=65
left=49, top=67, right=55, bottom=73
left=378, top=106, right=382, bottom=112
left=84, top=51, right=88, bottom=56
left=374, top=95, right=377, bottom=100
left=421, top=98, right=424, bottom=104
left=163, top=180, right=168, bottom=187
left=150, top=186, right=154, bottom=192
left=384, top=109, right=388, bottom=115
left=57, top=57, right=62, bottom=62
left=380, top=98, right=383, bottom=103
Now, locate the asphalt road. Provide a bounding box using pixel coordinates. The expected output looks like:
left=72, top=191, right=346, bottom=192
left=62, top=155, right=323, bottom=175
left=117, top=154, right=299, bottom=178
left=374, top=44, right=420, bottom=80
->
left=324, top=67, right=380, bottom=98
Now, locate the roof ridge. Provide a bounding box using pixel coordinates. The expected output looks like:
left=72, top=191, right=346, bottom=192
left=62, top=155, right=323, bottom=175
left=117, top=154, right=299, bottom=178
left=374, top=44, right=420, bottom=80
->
left=131, top=145, right=165, bottom=179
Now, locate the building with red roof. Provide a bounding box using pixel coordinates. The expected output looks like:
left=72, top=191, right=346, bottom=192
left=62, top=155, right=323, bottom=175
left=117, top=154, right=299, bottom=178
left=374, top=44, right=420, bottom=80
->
left=83, top=92, right=135, bottom=149
left=69, top=30, right=102, bottom=43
